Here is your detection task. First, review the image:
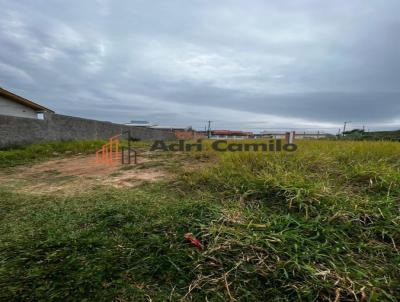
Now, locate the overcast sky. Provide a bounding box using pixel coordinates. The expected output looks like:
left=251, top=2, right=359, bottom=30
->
left=0, top=0, right=399, bottom=132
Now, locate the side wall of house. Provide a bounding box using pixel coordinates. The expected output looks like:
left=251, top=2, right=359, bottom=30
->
left=0, top=96, right=37, bottom=118
left=0, top=113, right=175, bottom=148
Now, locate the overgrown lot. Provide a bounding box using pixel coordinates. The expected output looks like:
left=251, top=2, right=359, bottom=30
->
left=0, top=140, right=399, bottom=301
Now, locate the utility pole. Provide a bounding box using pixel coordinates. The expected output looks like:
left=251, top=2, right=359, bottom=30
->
left=207, top=120, right=212, bottom=139
left=343, top=121, right=351, bottom=136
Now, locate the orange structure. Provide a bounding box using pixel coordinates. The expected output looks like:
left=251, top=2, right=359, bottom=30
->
left=96, top=134, right=120, bottom=164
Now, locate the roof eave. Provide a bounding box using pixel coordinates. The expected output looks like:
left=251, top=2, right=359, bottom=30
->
left=0, top=87, right=54, bottom=113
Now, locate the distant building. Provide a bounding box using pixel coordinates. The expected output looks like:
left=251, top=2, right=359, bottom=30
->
left=294, top=131, right=330, bottom=139
left=209, top=130, right=254, bottom=139
left=151, top=125, right=206, bottom=140
left=256, top=131, right=287, bottom=139
left=257, top=130, right=330, bottom=140
left=0, top=87, right=53, bottom=119
left=125, top=120, right=156, bottom=127
left=175, top=129, right=206, bottom=140
left=150, top=125, right=186, bottom=131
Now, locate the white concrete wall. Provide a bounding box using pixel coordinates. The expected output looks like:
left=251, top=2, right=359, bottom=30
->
left=0, top=96, right=37, bottom=118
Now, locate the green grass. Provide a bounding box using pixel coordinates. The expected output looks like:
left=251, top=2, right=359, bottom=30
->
left=0, top=140, right=399, bottom=301
left=181, top=140, right=400, bottom=300
left=0, top=185, right=219, bottom=301
left=0, top=140, right=106, bottom=168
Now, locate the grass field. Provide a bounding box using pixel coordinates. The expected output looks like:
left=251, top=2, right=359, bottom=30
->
left=0, top=140, right=399, bottom=301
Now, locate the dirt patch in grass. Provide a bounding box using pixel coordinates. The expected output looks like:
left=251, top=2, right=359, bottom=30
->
left=0, top=152, right=206, bottom=195
left=21, top=155, right=118, bottom=177
left=0, top=154, right=163, bottom=194
left=104, top=169, right=169, bottom=188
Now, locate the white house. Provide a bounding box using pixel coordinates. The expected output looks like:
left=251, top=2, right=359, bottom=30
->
left=0, top=87, right=53, bottom=119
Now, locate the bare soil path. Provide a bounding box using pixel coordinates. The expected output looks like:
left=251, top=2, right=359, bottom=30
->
left=0, top=152, right=174, bottom=195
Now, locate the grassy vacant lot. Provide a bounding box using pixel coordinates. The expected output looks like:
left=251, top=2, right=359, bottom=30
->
left=0, top=140, right=399, bottom=301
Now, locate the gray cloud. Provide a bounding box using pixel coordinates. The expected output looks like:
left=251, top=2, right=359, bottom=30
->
left=0, top=0, right=399, bottom=131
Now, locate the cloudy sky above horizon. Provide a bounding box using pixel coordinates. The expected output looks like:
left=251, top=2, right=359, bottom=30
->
left=0, top=0, right=399, bottom=132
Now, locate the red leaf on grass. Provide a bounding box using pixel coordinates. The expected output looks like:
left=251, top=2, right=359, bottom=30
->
left=184, top=233, right=203, bottom=250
